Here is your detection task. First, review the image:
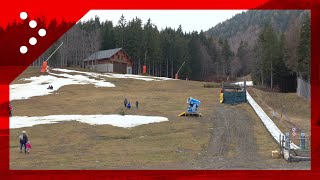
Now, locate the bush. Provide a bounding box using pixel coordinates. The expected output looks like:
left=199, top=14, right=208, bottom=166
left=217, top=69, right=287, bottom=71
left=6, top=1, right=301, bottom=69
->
left=203, top=83, right=221, bottom=88
left=140, top=73, right=149, bottom=76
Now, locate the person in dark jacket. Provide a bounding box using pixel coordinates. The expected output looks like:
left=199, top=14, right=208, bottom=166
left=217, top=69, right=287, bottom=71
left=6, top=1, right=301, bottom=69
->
left=124, top=98, right=128, bottom=108
left=47, top=85, right=53, bottom=90
left=19, top=131, right=29, bottom=153
left=135, top=101, right=139, bottom=109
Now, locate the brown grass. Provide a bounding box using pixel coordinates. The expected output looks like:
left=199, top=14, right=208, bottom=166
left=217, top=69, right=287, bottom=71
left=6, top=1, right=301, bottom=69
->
left=247, top=87, right=310, bottom=138
left=10, top=66, right=216, bottom=169
left=240, top=104, right=279, bottom=157
left=9, top=66, right=306, bottom=169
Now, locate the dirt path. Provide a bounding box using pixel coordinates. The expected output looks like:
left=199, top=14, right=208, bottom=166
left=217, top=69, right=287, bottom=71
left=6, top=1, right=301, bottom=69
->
left=183, top=103, right=310, bottom=170
left=192, top=104, right=265, bottom=169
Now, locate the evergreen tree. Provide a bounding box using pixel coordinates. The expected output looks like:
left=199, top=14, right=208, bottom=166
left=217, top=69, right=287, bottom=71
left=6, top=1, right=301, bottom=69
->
left=115, top=14, right=127, bottom=48
left=100, top=20, right=115, bottom=50
left=221, top=39, right=232, bottom=76
left=297, top=14, right=310, bottom=81
left=188, top=33, right=202, bottom=80
left=237, top=41, right=251, bottom=75
left=126, top=17, right=144, bottom=74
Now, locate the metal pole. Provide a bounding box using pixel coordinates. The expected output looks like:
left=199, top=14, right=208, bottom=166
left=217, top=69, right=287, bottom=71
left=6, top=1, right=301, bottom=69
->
left=167, top=58, right=169, bottom=77
left=176, top=61, right=185, bottom=75
left=300, top=132, right=306, bottom=150
left=222, top=81, right=224, bottom=92
left=45, top=42, right=64, bottom=62
left=279, top=134, right=282, bottom=158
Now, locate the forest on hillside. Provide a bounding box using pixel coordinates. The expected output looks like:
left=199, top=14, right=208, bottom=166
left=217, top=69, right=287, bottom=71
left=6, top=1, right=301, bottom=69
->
left=33, top=10, right=310, bottom=92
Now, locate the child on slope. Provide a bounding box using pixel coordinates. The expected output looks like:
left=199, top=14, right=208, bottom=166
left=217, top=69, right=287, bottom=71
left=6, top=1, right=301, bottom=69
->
left=26, top=141, right=32, bottom=153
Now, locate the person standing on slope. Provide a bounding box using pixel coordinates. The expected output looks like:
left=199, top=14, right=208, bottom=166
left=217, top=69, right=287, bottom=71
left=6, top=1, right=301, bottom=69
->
left=8, top=103, right=13, bottom=117
left=26, top=141, right=32, bottom=153
left=124, top=98, right=128, bottom=108
left=19, top=131, right=29, bottom=153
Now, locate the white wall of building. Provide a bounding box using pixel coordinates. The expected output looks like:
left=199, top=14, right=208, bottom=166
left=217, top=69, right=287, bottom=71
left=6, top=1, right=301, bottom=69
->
left=127, top=66, right=132, bottom=74
left=87, top=64, right=114, bottom=73
left=87, top=63, right=133, bottom=74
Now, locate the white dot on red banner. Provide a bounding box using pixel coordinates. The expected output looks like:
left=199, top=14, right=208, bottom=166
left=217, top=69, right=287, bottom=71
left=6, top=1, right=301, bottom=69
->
left=29, top=37, right=37, bottom=45
left=20, top=46, right=28, bottom=54
left=20, top=12, right=28, bottom=20
left=38, top=29, right=46, bottom=37
left=29, top=20, right=37, bottom=28
left=19, top=12, right=47, bottom=54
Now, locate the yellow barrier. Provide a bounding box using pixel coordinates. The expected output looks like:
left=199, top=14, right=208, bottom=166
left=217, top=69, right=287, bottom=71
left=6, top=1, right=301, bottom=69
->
left=220, top=93, right=224, bottom=103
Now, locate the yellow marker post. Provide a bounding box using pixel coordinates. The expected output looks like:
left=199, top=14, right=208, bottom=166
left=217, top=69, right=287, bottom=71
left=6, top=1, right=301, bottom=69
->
left=220, top=93, right=224, bottom=103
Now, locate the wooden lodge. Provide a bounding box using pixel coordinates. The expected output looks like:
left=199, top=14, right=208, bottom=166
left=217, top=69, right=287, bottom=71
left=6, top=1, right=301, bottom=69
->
left=84, top=48, right=134, bottom=74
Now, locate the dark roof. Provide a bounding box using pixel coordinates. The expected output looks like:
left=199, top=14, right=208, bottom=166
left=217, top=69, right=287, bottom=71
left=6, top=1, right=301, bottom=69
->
left=84, top=48, right=123, bottom=61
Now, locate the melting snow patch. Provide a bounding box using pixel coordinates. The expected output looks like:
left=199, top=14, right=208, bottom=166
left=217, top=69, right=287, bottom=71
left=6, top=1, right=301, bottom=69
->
left=10, top=68, right=173, bottom=101
left=104, top=73, right=160, bottom=81
left=10, top=115, right=169, bottom=129
left=48, top=72, right=115, bottom=87
left=51, top=68, right=101, bottom=78
left=10, top=75, right=84, bottom=100
left=10, top=72, right=115, bottom=100
left=233, top=81, right=253, bottom=86
left=52, top=68, right=175, bottom=81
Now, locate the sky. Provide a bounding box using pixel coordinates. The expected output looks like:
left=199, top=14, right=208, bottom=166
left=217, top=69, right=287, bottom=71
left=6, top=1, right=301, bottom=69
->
left=80, top=10, right=246, bottom=33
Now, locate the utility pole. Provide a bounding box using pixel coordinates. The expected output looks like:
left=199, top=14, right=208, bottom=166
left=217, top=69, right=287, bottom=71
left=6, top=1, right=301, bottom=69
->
left=171, top=58, right=173, bottom=78
left=167, top=58, right=169, bottom=77
left=271, top=60, right=273, bottom=90
left=138, top=58, right=140, bottom=74
left=144, top=50, right=147, bottom=65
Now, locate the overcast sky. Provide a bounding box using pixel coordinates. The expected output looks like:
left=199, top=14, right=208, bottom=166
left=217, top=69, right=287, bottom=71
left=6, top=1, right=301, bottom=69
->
left=80, top=10, right=246, bottom=33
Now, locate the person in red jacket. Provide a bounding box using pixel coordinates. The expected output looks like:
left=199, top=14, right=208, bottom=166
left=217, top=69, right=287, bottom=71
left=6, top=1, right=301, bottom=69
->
left=8, top=104, right=13, bottom=117
left=26, top=141, right=32, bottom=153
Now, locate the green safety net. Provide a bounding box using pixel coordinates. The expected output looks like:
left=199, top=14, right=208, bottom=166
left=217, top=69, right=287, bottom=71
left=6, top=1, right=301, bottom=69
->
left=223, top=91, right=247, bottom=105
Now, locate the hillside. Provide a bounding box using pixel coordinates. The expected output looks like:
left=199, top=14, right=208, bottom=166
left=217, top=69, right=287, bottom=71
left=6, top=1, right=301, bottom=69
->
left=206, top=10, right=309, bottom=52
left=9, top=67, right=309, bottom=169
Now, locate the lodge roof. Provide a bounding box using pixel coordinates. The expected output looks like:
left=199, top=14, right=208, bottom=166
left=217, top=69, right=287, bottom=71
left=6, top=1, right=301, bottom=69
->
left=84, top=48, right=128, bottom=61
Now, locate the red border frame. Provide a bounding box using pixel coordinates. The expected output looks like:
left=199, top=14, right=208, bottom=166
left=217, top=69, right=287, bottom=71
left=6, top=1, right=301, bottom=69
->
left=0, top=0, right=319, bottom=178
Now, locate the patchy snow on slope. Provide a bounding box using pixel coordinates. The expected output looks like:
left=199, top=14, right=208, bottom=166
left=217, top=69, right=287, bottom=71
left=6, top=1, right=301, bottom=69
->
left=50, top=68, right=101, bottom=78
left=104, top=73, right=160, bottom=81
left=48, top=72, right=115, bottom=87
left=10, top=67, right=174, bottom=101
left=10, top=115, right=169, bottom=129
left=149, top=76, right=175, bottom=81
left=10, top=75, right=84, bottom=100
left=10, top=72, right=115, bottom=100
left=52, top=68, right=175, bottom=81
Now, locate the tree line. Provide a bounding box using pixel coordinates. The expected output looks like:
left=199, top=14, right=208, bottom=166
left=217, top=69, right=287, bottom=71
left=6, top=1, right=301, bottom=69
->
left=33, top=11, right=310, bottom=92
left=252, top=13, right=310, bottom=92
left=33, top=15, right=236, bottom=81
